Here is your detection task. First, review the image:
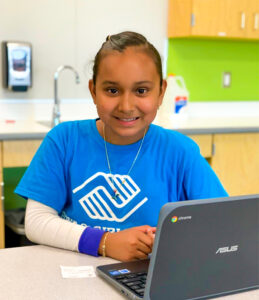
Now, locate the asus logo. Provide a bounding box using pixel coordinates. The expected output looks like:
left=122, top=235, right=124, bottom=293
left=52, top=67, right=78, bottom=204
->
left=216, top=245, right=238, bottom=254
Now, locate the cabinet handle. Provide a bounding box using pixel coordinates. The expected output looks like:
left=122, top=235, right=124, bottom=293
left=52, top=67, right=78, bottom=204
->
left=241, top=12, right=246, bottom=29
left=191, top=13, right=195, bottom=27
left=254, top=13, right=259, bottom=30
left=0, top=182, right=4, bottom=211
left=212, top=143, right=216, bottom=156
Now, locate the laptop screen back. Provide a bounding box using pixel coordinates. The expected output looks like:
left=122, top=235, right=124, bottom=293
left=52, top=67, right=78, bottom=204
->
left=146, top=197, right=259, bottom=299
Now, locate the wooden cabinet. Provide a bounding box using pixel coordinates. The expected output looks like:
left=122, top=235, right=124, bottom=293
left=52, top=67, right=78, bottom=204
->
left=211, top=133, right=259, bottom=196
left=168, top=0, right=259, bottom=39
left=189, top=0, right=221, bottom=38
left=188, top=134, right=212, bottom=158
left=219, top=0, right=247, bottom=39
left=247, top=0, right=259, bottom=39
left=3, top=140, right=42, bottom=167
left=0, top=140, right=42, bottom=249
left=0, top=142, right=4, bottom=248
left=188, top=132, right=259, bottom=196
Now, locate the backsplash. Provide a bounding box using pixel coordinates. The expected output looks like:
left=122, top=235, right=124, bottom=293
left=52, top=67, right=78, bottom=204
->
left=1, top=99, right=259, bottom=122
left=167, top=38, right=259, bottom=102
left=0, top=99, right=98, bottom=121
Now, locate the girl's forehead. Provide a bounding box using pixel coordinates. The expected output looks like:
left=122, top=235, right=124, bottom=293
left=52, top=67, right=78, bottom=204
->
left=97, top=47, right=159, bottom=82
left=100, top=47, right=153, bottom=65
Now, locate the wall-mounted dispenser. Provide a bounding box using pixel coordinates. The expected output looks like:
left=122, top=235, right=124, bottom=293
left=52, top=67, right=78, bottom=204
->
left=2, top=41, right=32, bottom=92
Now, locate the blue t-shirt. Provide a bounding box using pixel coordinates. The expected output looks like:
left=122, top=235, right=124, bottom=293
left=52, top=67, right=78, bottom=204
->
left=15, top=119, right=227, bottom=233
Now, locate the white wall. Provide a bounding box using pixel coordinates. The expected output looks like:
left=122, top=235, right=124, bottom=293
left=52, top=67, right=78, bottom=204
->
left=0, top=0, right=168, bottom=101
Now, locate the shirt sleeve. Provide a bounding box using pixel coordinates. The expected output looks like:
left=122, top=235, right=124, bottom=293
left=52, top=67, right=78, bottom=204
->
left=15, top=127, right=68, bottom=212
left=25, top=199, right=105, bottom=256
left=25, top=199, right=85, bottom=251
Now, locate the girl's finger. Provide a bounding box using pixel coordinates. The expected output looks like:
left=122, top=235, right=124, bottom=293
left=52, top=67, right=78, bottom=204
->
left=137, top=232, right=153, bottom=252
left=134, top=250, right=149, bottom=260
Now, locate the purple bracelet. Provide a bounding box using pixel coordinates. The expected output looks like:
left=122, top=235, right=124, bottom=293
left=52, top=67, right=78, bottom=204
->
left=78, top=227, right=106, bottom=257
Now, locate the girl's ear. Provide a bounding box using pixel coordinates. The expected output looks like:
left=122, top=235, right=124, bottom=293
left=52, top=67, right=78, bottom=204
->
left=158, top=79, right=167, bottom=107
left=89, top=80, right=97, bottom=104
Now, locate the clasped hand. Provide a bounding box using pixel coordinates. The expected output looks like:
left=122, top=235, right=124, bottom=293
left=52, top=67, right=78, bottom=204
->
left=99, top=225, right=156, bottom=262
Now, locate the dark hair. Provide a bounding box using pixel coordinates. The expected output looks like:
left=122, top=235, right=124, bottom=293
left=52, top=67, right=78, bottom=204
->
left=92, top=31, right=163, bottom=86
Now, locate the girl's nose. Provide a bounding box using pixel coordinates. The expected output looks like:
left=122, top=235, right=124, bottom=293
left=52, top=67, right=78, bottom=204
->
left=118, top=92, right=134, bottom=112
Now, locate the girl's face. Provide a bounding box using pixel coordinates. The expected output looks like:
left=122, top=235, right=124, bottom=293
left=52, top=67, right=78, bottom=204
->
left=89, top=47, right=167, bottom=145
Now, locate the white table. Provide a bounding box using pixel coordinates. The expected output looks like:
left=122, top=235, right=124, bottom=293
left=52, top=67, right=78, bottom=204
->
left=0, top=245, right=258, bottom=300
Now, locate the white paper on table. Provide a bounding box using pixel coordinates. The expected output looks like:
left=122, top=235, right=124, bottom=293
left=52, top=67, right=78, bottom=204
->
left=60, top=265, right=96, bottom=278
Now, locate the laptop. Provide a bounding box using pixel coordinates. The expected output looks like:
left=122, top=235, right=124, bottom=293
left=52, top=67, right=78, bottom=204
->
left=96, top=194, right=259, bottom=300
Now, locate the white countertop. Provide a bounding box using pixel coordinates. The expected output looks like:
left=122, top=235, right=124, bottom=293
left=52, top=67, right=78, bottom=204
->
left=0, top=245, right=258, bottom=300
left=0, top=114, right=259, bottom=140
left=0, top=120, right=48, bottom=134
left=0, top=120, right=49, bottom=140
left=153, top=115, right=259, bottom=134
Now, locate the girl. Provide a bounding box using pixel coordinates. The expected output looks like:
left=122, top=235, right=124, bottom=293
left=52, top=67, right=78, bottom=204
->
left=15, top=31, right=227, bottom=262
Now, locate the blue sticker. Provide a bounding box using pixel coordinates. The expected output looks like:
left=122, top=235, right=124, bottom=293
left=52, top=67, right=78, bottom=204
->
left=118, top=269, right=130, bottom=274
left=109, top=270, right=121, bottom=276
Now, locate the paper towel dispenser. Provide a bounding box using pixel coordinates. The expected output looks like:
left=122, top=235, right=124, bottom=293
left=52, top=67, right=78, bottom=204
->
left=2, top=41, right=32, bottom=92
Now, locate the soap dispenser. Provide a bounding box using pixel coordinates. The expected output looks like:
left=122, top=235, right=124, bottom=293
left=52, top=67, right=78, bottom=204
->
left=2, top=41, right=32, bottom=92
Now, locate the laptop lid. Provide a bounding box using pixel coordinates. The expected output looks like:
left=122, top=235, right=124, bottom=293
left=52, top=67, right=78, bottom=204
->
left=97, top=195, right=259, bottom=300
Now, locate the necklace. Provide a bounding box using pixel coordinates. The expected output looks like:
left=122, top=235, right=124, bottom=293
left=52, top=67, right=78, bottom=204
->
left=103, top=124, right=147, bottom=200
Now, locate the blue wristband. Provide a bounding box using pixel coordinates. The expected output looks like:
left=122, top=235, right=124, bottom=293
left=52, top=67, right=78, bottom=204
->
left=78, top=227, right=106, bottom=257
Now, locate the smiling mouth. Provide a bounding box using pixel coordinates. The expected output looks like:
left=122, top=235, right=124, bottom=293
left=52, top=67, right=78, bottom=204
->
left=115, top=117, right=139, bottom=122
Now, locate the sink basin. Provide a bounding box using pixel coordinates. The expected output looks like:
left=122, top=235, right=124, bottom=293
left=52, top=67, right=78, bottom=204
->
left=37, top=121, right=52, bottom=128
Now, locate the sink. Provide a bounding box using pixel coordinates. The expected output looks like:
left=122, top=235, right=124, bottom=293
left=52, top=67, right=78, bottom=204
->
left=37, top=121, right=66, bottom=128
left=37, top=121, right=52, bottom=128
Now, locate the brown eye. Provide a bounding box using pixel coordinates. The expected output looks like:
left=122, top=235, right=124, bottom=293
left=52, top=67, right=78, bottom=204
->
left=107, top=88, right=118, bottom=94
left=136, top=88, right=148, bottom=95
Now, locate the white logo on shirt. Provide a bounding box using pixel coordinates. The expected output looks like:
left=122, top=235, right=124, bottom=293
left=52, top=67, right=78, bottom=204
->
left=73, top=172, right=148, bottom=222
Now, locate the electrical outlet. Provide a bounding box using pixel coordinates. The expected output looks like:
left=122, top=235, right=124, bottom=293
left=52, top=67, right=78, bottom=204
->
left=223, top=72, right=231, bottom=88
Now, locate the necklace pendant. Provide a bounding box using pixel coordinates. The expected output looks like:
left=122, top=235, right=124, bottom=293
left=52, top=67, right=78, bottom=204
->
left=112, top=189, right=120, bottom=200
left=112, top=193, right=120, bottom=200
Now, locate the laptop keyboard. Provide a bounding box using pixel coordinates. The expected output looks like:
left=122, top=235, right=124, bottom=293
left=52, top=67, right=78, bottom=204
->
left=115, top=272, right=147, bottom=298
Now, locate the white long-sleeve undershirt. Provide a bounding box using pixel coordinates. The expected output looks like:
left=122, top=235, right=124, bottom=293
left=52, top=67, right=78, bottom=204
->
left=25, top=199, right=85, bottom=252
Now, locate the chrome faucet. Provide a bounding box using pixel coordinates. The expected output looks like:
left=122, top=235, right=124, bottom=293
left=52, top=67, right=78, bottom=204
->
left=52, top=65, right=80, bottom=127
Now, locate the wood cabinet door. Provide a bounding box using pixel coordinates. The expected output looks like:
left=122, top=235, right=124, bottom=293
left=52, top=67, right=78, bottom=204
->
left=168, top=0, right=192, bottom=37
left=191, top=0, right=221, bottom=37
left=168, top=0, right=259, bottom=39
left=220, top=0, right=248, bottom=39
left=3, top=140, right=42, bottom=167
left=246, top=0, right=259, bottom=39
left=188, top=134, right=213, bottom=158
left=191, top=0, right=249, bottom=38
left=211, top=133, right=259, bottom=196
left=0, top=142, right=4, bottom=248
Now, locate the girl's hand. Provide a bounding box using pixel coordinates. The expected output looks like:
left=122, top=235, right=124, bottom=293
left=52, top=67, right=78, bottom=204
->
left=99, top=225, right=156, bottom=262
left=141, top=226, right=156, bottom=241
